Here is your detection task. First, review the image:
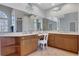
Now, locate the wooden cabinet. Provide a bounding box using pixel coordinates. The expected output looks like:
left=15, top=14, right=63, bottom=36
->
left=20, top=39, right=31, bottom=56
left=15, top=35, right=38, bottom=56
left=63, top=35, right=77, bottom=52
left=1, top=46, right=15, bottom=56
left=78, top=36, right=79, bottom=52
left=0, top=37, right=15, bottom=56
left=1, top=37, right=15, bottom=47
left=0, top=35, right=38, bottom=56
left=54, top=34, right=65, bottom=49
left=48, top=34, right=55, bottom=47
left=54, top=34, right=77, bottom=53
left=0, top=39, right=1, bottom=55
left=48, top=33, right=78, bottom=53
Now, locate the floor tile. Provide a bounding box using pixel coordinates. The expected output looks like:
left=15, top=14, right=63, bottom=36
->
left=29, top=47, right=77, bottom=56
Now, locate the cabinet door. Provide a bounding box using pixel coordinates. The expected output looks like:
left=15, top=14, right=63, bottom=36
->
left=54, top=34, right=65, bottom=49
left=26, top=36, right=38, bottom=53
left=16, top=35, right=38, bottom=56
left=78, top=36, right=79, bottom=52
left=1, top=46, right=15, bottom=56
left=31, top=38, right=38, bottom=51
left=20, top=39, right=30, bottom=56
left=1, top=37, right=15, bottom=56
left=1, top=37, right=15, bottom=47
left=0, top=40, right=1, bottom=55
left=54, top=34, right=77, bottom=52
left=63, top=35, right=77, bottom=52
left=48, top=34, right=55, bottom=47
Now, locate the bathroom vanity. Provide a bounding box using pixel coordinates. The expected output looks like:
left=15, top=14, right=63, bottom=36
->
left=0, top=33, right=38, bottom=56
left=48, top=32, right=79, bottom=53
left=0, top=32, right=79, bottom=56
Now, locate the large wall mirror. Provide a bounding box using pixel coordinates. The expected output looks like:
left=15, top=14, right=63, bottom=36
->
left=33, top=12, right=78, bottom=33
left=33, top=17, right=58, bottom=31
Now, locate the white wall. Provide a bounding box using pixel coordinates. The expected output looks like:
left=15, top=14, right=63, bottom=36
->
left=22, top=16, right=30, bottom=33
left=78, top=4, right=79, bottom=33
left=22, top=15, right=34, bottom=33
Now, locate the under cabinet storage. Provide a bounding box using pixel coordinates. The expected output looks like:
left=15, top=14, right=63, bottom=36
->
left=0, top=37, right=15, bottom=56
left=55, top=34, right=77, bottom=52
left=54, top=35, right=65, bottom=49
left=48, top=33, right=78, bottom=53
left=1, top=46, right=15, bottom=56
left=54, top=34, right=77, bottom=53
left=78, top=36, right=79, bottom=52
left=1, top=37, right=15, bottom=47
left=48, top=34, right=55, bottom=47
left=15, top=35, right=38, bottom=56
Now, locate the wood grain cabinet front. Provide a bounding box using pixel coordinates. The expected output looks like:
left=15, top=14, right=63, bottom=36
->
left=54, top=34, right=78, bottom=53
left=48, top=33, right=78, bottom=53
left=54, top=34, right=65, bottom=49
left=1, top=37, right=15, bottom=47
left=0, top=39, right=1, bottom=55
left=20, top=39, right=30, bottom=56
left=48, top=34, right=55, bottom=47
left=1, top=46, right=15, bottom=56
left=63, top=35, right=77, bottom=53
left=0, top=37, right=15, bottom=56
left=55, top=34, right=77, bottom=52
left=15, top=35, right=38, bottom=56
left=77, top=35, right=79, bottom=54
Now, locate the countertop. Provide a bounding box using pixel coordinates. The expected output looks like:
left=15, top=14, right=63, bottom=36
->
left=0, top=31, right=79, bottom=37
left=33, top=31, right=79, bottom=35
left=0, top=32, right=37, bottom=37
left=48, top=31, right=79, bottom=35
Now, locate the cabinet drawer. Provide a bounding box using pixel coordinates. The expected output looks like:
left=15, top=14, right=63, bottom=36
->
left=48, top=42, right=55, bottom=47
left=1, top=37, right=15, bottom=47
left=1, top=46, right=15, bottom=56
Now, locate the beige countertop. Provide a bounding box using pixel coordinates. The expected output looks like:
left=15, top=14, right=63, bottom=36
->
left=0, top=32, right=37, bottom=37
left=0, top=31, right=79, bottom=37
left=49, top=32, right=79, bottom=35
left=33, top=31, right=79, bottom=35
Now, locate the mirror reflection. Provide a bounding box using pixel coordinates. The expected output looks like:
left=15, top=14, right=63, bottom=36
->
left=0, top=3, right=78, bottom=33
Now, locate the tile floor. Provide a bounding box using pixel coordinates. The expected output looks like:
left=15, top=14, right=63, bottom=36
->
left=29, top=47, right=77, bottom=56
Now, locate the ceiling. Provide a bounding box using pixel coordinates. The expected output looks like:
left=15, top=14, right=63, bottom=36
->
left=1, top=3, right=77, bottom=19
left=36, top=3, right=53, bottom=10
left=32, top=3, right=65, bottom=11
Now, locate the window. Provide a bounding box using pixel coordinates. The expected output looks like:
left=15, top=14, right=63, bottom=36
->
left=12, top=16, right=15, bottom=25
left=0, top=11, right=8, bottom=19
left=33, top=19, right=42, bottom=31
left=0, top=11, right=8, bottom=32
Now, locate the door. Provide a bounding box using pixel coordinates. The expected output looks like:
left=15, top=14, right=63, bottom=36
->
left=17, top=19, right=22, bottom=32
